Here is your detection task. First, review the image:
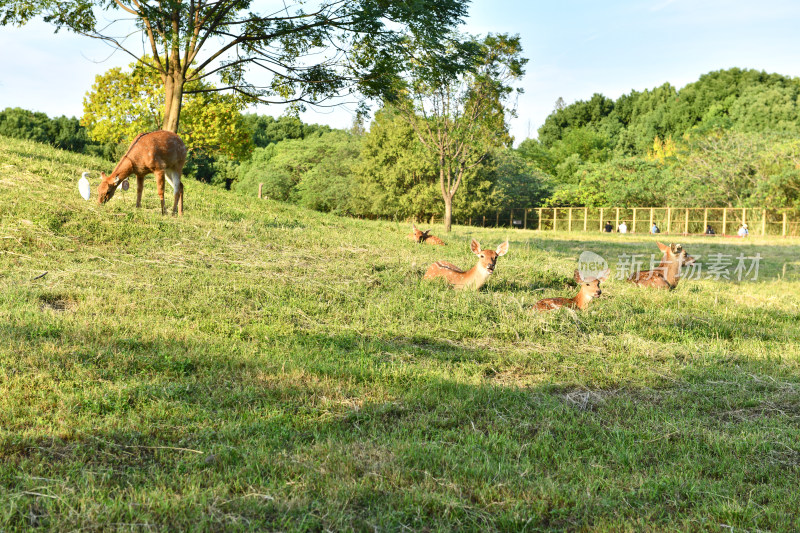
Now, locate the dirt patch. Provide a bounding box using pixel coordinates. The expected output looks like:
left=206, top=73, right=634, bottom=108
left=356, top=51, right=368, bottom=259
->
left=39, top=294, right=77, bottom=313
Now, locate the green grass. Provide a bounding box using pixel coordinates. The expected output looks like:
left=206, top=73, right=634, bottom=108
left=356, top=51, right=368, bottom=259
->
left=1, top=135, right=799, bottom=531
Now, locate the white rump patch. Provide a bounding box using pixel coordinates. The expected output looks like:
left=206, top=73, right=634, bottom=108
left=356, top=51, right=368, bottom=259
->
left=165, top=170, right=182, bottom=194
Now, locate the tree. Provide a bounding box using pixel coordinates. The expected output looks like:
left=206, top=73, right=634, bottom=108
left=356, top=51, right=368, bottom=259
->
left=242, top=115, right=332, bottom=148
left=355, top=107, right=440, bottom=220
left=82, top=60, right=253, bottom=160
left=233, top=130, right=362, bottom=214
left=2, top=0, right=469, bottom=134
left=392, top=33, right=526, bottom=232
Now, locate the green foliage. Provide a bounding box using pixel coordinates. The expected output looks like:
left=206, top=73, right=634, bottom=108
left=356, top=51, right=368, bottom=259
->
left=355, top=107, right=546, bottom=221
left=0, top=107, right=112, bottom=158
left=2, top=0, right=469, bottom=131
left=523, top=68, right=800, bottom=210
left=233, top=131, right=361, bottom=214
left=354, top=107, right=440, bottom=220
left=391, top=32, right=528, bottom=230
left=242, top=114, right=332, bottom=148
left=82, top=59, right=253, bottom=161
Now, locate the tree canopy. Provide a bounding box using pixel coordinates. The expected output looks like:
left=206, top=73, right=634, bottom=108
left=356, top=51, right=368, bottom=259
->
left=82, top=59, right=252, bottom=160
left=390, top=32, right=527, bottom=231
left=1, top=0, right=471, bottom=132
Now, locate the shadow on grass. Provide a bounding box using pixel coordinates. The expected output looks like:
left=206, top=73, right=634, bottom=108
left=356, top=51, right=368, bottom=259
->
left=3, top=324, right=800, bottom=530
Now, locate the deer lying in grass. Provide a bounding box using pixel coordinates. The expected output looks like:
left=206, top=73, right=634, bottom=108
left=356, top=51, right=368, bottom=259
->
left=536, top=269, right=609, bottom=311
left=424, top=238, right=509, bottom=290
left=629, top=242, right=694, bottom=289
left=408, top=224, right=446, bottom=245
left=97, top=130, right=188, bottom=215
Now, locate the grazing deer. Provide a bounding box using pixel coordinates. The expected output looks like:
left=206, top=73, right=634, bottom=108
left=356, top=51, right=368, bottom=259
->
left=408, top=223, right=446, bottom=245
left=424, top=238, right=509, bottom=290
left=629, top=242, right=694, bottom=289
left=97, top=130, right=188, bottom=215
left=536, top=269, right=609, bottom=311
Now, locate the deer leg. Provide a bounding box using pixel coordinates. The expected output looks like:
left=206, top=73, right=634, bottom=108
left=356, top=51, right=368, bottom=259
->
left=154, top=170, right=166, bottom=215
left=166, top=170, right=182, bottom=216
left=136, top=175, right=145, bottom=208
left=177, top=182, right=184, bottom=216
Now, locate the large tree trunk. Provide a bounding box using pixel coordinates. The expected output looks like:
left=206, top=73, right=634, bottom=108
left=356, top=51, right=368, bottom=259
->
left=162, top=71, right=184, bottom=133
left=443, top=194, right=453, bottom=233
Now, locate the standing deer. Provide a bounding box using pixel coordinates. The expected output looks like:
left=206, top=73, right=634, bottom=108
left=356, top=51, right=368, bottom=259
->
left=536, top=269, right=609, bottom=311
left=408, top=224, right=446, bottom=245
left=629, top=242, right=694, bottom=289
left=97, top=130, right=187, bottom=215
left=424, top=238, right=509, bottom=290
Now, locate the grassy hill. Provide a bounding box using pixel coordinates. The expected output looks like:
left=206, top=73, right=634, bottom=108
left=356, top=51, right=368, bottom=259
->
left=1, top=135, right=799, bottom=531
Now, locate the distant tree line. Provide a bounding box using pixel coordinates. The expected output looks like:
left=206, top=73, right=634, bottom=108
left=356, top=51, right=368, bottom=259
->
left=4, top=67, right=800, bottom=219
left=518, top=68, right=800, bottom=211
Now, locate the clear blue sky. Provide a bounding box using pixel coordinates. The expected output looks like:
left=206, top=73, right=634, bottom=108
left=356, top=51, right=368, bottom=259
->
left=1, top=0, right=799, bottom=144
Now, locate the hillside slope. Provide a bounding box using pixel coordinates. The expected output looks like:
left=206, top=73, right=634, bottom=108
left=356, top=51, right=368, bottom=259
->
left=1, top=136, right=799, bottom=530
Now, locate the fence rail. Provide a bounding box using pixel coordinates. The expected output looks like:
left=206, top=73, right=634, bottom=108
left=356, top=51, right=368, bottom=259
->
left=453, top=207, right=800, bottom=237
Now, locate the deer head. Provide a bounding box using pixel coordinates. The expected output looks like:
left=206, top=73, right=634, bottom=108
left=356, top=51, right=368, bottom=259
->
left=471, top=238, right=509, bottom=274
left=657, top=242, right=694, bottom=267
left=411, top=224, right=431, bottom=243
left=97, top=172, right=122, bottom=205
left=574, top=268, right=609, bottom=301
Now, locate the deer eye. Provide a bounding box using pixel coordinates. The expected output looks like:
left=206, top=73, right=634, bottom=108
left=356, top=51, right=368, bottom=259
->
left=480, top=254, right=485, bottom=258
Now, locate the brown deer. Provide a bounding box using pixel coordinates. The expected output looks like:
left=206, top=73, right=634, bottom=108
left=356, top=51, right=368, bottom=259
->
left=408, top=224, right=446, bottom=245
left=629, top=242, right=694, bottom=289
left=97, top=130, right=188, bottom=215
left=424, top=238, right=509, bottom=290
left=536, top=269, right=609, bottom=311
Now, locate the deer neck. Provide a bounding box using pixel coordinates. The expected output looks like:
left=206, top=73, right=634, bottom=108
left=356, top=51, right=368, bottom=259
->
left=463, top=263, right=492, bottom=290
left=110, top=157, right=134, bottom=182
left=658, top=255, right=682, bottom=286
left=572, top=290, right=592, bottom=310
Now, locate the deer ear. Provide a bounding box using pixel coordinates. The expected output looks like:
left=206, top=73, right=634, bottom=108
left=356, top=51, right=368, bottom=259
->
left=412, top=223, right=417, bottom=231
left=598, top=269, right=610, bottom=281
left=496, top=240, right=509, bottom=256
left=470, top=239, right=481, bottom=255
left=574, top=269, right=584, bottom=283
left=656, top=241, right=670, bottom=253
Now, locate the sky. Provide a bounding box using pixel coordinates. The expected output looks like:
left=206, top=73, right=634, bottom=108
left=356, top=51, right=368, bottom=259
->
left=1, top=0, right=800, bottom=144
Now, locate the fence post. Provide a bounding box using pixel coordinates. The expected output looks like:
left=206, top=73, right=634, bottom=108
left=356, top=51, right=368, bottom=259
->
left=568, top=208, right=573, bottom=232
left=649, top=208, right=654, bottom=232
left=632, top=208, right=637, bottom=233
left=482, top=215, right=486, bottom=227
left=523, top=209, right=528, bottom=230
left=538, top=208, right=542, bottom=231
left=762, top=208, right=767, bottom=236
left=258, top=183, right=263, bottom=199
left=615, top=207, right=620, bottom=232
left=553, top=208, right=558, bottom=231
left=782, top=212, right=787, bottom=237
left=599, top=208, right=604, bottom=232
left=722, top=208, right=727, bottom=235
left=496, top=211, right=500, bottom=227
left=703, top=208, right=708, bottom=233
left=684, top=208, right=689, bottom=235
left=742, top=208, right=746, bottom=228
left=583, top=207, right=588, bottom=232
left=666, top=207, right=672, bottom=234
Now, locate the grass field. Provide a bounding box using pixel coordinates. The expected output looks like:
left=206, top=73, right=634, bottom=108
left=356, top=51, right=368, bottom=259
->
left=1, top=135, right=800, bottom=531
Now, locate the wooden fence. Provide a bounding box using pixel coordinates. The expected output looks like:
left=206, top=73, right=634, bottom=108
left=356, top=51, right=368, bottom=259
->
left=456, top=207, right=800, bottom=237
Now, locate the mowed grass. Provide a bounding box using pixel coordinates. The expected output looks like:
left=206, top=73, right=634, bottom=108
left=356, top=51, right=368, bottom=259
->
left=1, top=135, right=799, bottom=531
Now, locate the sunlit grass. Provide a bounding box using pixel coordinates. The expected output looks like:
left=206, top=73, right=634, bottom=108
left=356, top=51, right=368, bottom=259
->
left=1, top=136, right=799, bottom=530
